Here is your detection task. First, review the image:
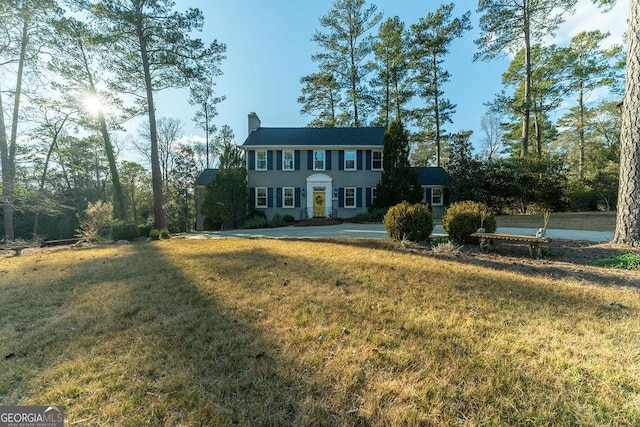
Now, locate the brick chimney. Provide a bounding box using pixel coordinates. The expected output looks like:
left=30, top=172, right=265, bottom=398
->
left=248, top=112, right=261, bottom=135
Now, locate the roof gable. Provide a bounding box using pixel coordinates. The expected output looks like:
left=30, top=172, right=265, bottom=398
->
left=196, top=169, right=217, bottom=186
left=242, top=127, right=386, bottom=148
left=412, top=167, right=451, bottom=186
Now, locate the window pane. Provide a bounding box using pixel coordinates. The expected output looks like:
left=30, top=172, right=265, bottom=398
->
left=257, top=188, right=267, bottom=207
left=345, top=188, right=355, bottom=207
left=372, top=151, right=382, bottom=169
left=314, top=151, right=325, bottom=170
left=283, top=151, right=294, bottom=170
left=284, top=188, right=294, bottom=207
left=432, top=188, right=443, bottom=205
left=256, top=151, right=267, bottom=170
left=345, top=151, right=356, bottom=170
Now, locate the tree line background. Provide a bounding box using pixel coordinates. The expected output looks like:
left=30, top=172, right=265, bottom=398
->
left=1, top=0, right=637, bottom=244
left=298, top=0, right=625, bottom=216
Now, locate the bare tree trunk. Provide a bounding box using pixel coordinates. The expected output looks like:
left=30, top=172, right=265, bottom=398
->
left=33, top=114, right=69, bottom=238
left=0, top=87, right=13, bottom=240
left=79, top=39, right=127, bottom=221
left=521, top=6, right=531, bottom=157
left=136, top=14, right=167, bottom=229
left=2, top=18, right=29, bottom=241
left=613, top=0, right=640, bottom=246
left=433, top=54, right=441, bottom=167
left=578, top=79, right=586, bottom=181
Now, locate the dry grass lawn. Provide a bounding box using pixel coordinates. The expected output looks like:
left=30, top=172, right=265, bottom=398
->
left=1, top=238, right=639, bottom=425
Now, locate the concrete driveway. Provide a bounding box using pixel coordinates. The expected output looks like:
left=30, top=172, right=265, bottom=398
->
left=188, top=223, right=613, bottom=243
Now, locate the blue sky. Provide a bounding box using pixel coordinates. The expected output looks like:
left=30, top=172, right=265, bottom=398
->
left=141, top=0, right=628, bottom=160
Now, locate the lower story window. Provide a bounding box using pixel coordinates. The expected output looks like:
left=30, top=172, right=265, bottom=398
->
left=345, top=187, right=355, bottom=208
left=431, top=188, right=443, bottom=206
left=371, top=187, right=377, bottom=206
left=256, top=187, right=267, bottom=208
left=283, top=187, right=294, bottom=208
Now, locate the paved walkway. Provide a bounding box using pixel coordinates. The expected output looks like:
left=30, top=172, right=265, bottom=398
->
left=188, top=223, right=613, bottom=243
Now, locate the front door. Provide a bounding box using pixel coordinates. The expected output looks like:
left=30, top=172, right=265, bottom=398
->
left=313, top=191, right=325, bottom=217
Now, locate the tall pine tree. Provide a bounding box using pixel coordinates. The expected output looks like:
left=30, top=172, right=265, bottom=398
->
left=375, top=120, right=423, bottom=208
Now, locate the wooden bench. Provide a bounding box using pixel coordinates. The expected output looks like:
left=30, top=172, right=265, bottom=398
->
left=470, top=232, right=551, bottom=258
left=2, top=245, right=31, bottom=256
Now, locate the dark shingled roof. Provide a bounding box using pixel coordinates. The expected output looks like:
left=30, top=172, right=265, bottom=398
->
left=196, top=169, right=217, bottom=186
left=242, top=127, right=386, bottom=147
left=412, top=166, right=451, bottom=186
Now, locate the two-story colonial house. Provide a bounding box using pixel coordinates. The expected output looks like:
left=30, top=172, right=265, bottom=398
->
left=194, top=113, right=450, bottom=230
left=243, top=112, right=387, bottom=220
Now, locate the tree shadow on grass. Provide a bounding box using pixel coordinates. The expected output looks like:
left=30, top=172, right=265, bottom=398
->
left=0, top=242, right=359, bottom=425
left=2, top=240, right=638, bottom=426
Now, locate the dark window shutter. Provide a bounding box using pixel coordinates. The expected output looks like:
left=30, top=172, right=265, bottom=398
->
left=338, top=151, right=344, bottom=170
left=250, top=187, right=256, bottom=207
left=307, top=150, right=313, bottom=170
left=276, top=150, right=282, bottom=170
left=357, top=151, right=363, bottom=170
left=366, top=187, right=372, bottom=208
left=295, top=188, right=301, bottom=207
left=338, top=187, right=344, bottom=208
left=356, top=188, right=363, bottom=208
left=365, top=150, right=372, bottom=171
left=248, top=151, right=256, bottom=170
left=425, top=188, right=432, bottom=205
left=268, top=188, right=274, bottom=207
left=295, top=150, right=301, bottom=170
left=267, top=151, right=274, bottom=170
left=276, top=187, right=283, bottom=207
left=326, top=150, right=332, bottom=170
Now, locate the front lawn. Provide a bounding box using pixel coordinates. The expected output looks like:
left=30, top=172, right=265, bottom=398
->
left=1, top=238, right=638, bottom=425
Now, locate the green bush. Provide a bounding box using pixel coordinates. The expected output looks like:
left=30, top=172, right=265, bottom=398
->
left=110, top=221, right=140, bottom=241
left=149, top=229, right=162, bottom=240
left=138, top=224, right=153, bottom=238
left=442, top=201, right=497, bottom=243
left=160, top=228, right=170, bottom=239
left=383, top=202, right=433, bottom=242
left=353, top=208, right=387, bottom=223
left=270, top=214, right=286, bottom=228
left=243, top=215, right=268, bottom=229
left=203, top=217, right=222, bottom=231
left=282, top=214, right=295, bottom=224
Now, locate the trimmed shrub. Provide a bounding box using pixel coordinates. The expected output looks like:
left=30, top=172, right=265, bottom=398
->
left=383, top=202, right=434, bottom=242
left=282, top=214, right=295, bottom=224
left=149, top=229, right=162, bottom=240
left=270, top=214, right=286, bottom=228
left=353, top=208, right=387, bottom=223
left=110, top=221, right=140, bottom=241
left=442, top=201, right=497, bottom=243
left=243, top=215, right=268, bottom=229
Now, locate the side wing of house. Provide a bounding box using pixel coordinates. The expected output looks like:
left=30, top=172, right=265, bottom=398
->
left=413, top=166, right=452, bottom=218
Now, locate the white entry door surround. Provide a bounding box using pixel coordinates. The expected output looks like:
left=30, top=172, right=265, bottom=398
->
left=306, top=174, right=333, bottom=218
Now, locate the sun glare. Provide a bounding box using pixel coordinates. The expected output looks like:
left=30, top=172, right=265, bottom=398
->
left=83, top=94, right=104, bottom=116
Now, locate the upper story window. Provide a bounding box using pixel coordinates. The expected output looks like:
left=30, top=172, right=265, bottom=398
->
left=344, top=150, right=356, bottom=170
left=314, top=150, right=325, bottom=171
left=256, top=150, right=267, bottom=171
left=372, top=150, right=383, bottom=170
left=283, top=150, right=294, bottom=171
